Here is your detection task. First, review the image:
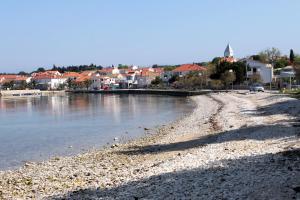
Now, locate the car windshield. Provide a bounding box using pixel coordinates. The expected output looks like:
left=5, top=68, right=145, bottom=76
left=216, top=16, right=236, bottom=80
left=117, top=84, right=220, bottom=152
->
left=252, top=84, right=263, bottom=87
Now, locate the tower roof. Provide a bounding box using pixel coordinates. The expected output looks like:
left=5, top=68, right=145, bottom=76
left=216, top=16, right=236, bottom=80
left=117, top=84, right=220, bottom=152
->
left=224, top=44, right=234, bottom=57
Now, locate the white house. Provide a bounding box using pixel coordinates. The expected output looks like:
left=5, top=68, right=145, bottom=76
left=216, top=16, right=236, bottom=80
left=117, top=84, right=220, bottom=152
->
left=278, top=66, right=298, bottom=88
left=90, top=73, right=103, bottom=90
left=117, top=73, right=138, bottom=88
left=244, top=59, right=273, bottom=83
left=33, top=76, right=67, bottom=90
left=32, top=71, right=67, bottom=90
left=172, top=64, right=207, bottom=77
left=280, top=66, right=296, bottom=78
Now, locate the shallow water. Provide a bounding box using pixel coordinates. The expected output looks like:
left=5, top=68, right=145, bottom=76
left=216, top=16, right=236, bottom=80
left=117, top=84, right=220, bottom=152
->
left=0, top=94, right=194, bottom=170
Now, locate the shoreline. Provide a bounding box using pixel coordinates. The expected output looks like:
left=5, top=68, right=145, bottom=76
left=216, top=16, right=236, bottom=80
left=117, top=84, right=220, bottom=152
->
left=0, top=92, right=299, bottom=199
left=0, top=93, right=194, bottom=171
left=68, top=89, right=224, bottom=96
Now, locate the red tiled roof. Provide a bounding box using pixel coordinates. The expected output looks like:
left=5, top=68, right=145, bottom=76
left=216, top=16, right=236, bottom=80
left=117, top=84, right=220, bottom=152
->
left=62, top=72, right=81, bottom=78
left=152, top=68, right=164, bottom=73
left=0, top=75, right=29, bottom=83
left=75, top=75, right=91, bottom=82
left=173, top=64, right=206, bottom=72
left=46, top=70, right=60, bottom=74
left=14, top=76, right=29, bottom=81
left=221, top=57, right=236, bottom=63
left=140, top=71, right=160, bottom=77
left=33, top=75, right=60, bottom=80
left=0, top=75, right=18, bottom=79
left=80, top=71, right=96, bottom=76
left=101, top=68, right=114, bottom=73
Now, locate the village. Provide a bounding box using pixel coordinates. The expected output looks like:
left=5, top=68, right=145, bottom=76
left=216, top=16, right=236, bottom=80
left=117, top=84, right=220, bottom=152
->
left=0, top=45, right=300, bottom=93
left=1, top=0, right=300, bottom=198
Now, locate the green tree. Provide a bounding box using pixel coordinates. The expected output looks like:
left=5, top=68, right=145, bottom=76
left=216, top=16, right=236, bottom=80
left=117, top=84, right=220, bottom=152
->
left=66, top=78, right=75, bottom=90
left=57, top=83, right=66, bottom=90
left=274, top=58, right=289, bottom=69
left=18, top=71, right=28, bottom=76
left=210, top=80, right=223, bottom=90
left=294, top=65, right=300, bottom=82
left=259, top=47, right=281, bottom=64
left=221, top=70, right=236, bottom=89
left=211, top=57, right=221, bottom=65
left=17, top=80, right=27, bottom=90
left=2, top=81, right=14, bottom=90
left=250, top=73, right=262, bottom=83
left=211, top=61, right=246, bottom=84
left=251, top=55, right=261, bottom=61
left=290, top=49, right=295, bottom=64
left=118, top=64, right=128, bottom=69
left=83, top=79, right=93, bottom=90
left=163, top=65, right=177, bottom=71
left=170, top=72, right=206, bottom=90
left=36, top=67, right=46, bottom=72
left=28, top=80, right=37, bottom=89
left=151, top=77, right=163, bottom=85
left=168, top=75, right=179, bottom=84
left=293, top=54, right=300, bottom=65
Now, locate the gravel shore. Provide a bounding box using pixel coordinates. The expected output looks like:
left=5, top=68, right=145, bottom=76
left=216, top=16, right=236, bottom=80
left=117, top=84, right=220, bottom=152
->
left=0, top=92, right=299, bottom=199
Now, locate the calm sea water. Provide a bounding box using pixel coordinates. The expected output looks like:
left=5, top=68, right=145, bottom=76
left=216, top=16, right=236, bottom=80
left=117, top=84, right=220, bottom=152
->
left=0, top=94, right=194, bottom=170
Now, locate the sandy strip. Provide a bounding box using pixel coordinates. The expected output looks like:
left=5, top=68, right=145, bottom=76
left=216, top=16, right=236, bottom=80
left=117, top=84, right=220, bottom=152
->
left=0, top=92, right=299, bottom=199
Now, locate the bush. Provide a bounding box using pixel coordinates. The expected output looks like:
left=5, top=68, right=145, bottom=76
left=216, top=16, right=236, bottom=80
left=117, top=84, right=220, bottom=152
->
left=151, top=77, right=163, bottom=85
left=221, top=71, right=236, bottom=88
left=171, top=73, right=206, bottom=90
left=210, top=80, right=223, bottom=90
left=251, top=73, right=262, bottom=83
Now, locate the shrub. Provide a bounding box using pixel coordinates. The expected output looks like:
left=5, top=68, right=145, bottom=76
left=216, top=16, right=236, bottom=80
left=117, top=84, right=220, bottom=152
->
left=210, top=80, right=223, bottom=90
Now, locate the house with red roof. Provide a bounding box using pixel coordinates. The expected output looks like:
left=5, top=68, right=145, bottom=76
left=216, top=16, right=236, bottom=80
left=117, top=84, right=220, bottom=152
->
left=62, top=72, right=81, bottom=80
left=172, top=64, right=207, bottom=77
left=32, top=71, right=67, bottom=90
left=0, top=75, right=31, bottom=89
left=134, top=67, right=164, bottom=88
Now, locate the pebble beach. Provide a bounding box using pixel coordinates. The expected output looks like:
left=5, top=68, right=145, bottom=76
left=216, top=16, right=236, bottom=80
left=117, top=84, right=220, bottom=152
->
left=0, top=91, right=299, bottom=199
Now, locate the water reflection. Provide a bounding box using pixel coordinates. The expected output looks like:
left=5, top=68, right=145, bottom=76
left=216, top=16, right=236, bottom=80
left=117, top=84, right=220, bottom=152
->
left=0, top=94, right=193, bottom=170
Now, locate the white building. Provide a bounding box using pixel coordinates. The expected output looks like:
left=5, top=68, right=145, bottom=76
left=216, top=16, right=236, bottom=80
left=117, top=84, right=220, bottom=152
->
left=244, top=59, right=273, bottom=83
left=112, top=66, right=120, bottom=75
left=280, top=66, right=296, bottom=78
left=32, top=71, right=67, bottom=90
left=90, top=73, right=103, bottom=90
left=34, top=76, right=67, bottom=90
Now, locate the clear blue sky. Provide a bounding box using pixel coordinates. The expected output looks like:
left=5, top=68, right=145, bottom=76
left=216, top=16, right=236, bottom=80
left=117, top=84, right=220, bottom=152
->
left=0, top=0, right=300, bottom=73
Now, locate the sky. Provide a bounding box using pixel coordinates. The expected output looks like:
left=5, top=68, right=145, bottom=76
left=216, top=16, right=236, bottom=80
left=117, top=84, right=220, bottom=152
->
left=0, top=0, right=300, bottom=73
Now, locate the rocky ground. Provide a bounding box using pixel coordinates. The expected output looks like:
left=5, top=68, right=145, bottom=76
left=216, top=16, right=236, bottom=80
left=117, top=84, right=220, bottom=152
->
left=0, top=91, right=299, bottom=200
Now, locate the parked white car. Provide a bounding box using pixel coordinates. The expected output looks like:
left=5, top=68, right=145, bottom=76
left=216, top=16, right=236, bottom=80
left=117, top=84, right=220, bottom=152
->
left=249, top=84, right=264, bottom=92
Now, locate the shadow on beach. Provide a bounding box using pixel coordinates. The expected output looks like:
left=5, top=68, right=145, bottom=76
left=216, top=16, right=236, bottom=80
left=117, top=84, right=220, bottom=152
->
left=118, top=123, right=299, bottom=156
left=245, top=97, right=300, bottom=119
left=49, top=148, right=300, bottom=199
